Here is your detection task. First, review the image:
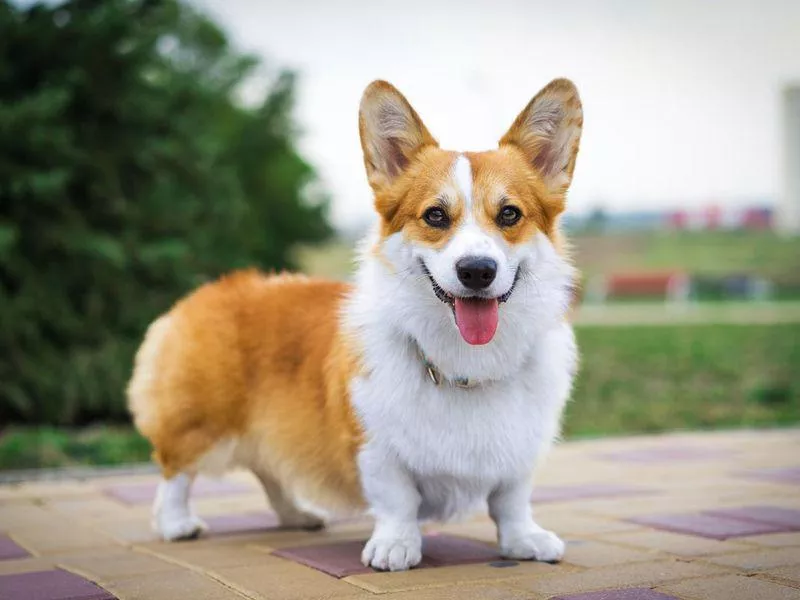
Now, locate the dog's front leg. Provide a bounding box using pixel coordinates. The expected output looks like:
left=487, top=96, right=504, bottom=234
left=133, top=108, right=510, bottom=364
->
left=489, top=479, right=565, bottom=562
left=358, top=446, right=422, bottom=571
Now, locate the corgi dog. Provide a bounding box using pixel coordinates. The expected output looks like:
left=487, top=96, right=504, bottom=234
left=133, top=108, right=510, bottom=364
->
left=127, top=78, right=582, bottom=572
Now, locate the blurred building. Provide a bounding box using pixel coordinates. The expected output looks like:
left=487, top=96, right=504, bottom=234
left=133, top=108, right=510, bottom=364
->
left=564, top=205, right=774, bottom=233
left=666, top=206, right=773, bottom=231
left=778, top=85, right=800, bottom=235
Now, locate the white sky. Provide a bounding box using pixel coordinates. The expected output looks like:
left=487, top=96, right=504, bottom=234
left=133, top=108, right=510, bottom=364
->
left=195, top=0, right=800, bottom=228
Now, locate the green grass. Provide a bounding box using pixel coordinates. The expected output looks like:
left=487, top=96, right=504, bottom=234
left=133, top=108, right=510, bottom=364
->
left=1, top=323, right=797, bottom=471
left=565, top=323, right=800, bottom=437
left=0, top=426, right=151, bottom=471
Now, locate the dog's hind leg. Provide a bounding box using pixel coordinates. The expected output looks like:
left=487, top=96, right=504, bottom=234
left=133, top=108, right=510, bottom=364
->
left=253, top=469, right=325, bottom=530
left=152, top=472, right=208, bottom=541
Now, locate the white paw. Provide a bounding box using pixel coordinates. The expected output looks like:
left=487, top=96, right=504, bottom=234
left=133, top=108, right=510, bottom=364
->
left=500, top=529, right=565, bottom=562
left=156, top=513, right=208, bottom=541
left=361, top=535, right=422, bottom=571
left=278, top=510, right=325, bottom=531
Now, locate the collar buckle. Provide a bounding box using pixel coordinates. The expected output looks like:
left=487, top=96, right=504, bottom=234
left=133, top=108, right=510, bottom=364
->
left=418, top=344, right=478, bottom=389
left=426, top=364, right=441, bottom=385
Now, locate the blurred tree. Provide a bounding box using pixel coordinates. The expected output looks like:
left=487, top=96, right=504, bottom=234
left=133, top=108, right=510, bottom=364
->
left=0, top=0, right=331, bottom=425
left=586, top=206, right=608, bottom=233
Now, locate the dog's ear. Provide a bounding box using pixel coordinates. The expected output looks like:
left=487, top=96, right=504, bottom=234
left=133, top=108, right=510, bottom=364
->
left=359, top=80, right=438, bottom=192
left=500, top=78, right=582, bottom=195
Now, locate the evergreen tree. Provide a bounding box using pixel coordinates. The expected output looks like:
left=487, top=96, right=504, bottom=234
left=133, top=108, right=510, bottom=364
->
left=0, top=0, right=331, bottom=424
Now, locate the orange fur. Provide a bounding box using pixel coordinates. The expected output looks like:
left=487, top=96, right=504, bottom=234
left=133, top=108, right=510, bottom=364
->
left=128, top=270, right=365, bottom=509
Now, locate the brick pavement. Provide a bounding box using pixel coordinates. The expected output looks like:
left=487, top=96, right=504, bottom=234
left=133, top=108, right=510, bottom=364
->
left=1, top=429, right=798, bottom=599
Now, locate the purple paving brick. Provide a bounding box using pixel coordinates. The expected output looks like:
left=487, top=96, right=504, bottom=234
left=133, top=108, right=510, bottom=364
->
left=552, top=589, right=678, bottom=600
left=532, top=483, right=653, bottom=503
left=0, top=535, right=30, bottom=560
left=704, top=505, right=800, bottom=530
left=273, top=534, right=502, bottom=578
left=103, top=477, right=252, bottom=505
left=601, top=446, right=733, bottom=463
left=0, top=569, right=115, bottom=600
left=418, top=534, right=501, bottom=565
left=627, top=512, right=787, bottom=540
left=735, top=466, right=800, bottom=485
left=273, top=540, right=379, bottom=577
left=205, top=511, right=281, bottom=536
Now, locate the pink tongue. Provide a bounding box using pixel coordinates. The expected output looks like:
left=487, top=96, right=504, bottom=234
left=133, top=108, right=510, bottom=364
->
left=454, top=298, right=499, bottom=345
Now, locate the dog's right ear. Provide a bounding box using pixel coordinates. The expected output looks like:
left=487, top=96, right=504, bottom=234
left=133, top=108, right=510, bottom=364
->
left=359, top=81, right=438, bottom=192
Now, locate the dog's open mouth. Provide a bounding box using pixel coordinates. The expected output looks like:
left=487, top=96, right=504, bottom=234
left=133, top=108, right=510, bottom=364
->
left=420, top=261, right=519, bottom=346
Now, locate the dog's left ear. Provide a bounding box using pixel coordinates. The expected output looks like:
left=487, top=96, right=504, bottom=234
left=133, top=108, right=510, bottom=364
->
left=500, top=79, right=583, bottom=194
left=359, top=80, right=438, bottom=192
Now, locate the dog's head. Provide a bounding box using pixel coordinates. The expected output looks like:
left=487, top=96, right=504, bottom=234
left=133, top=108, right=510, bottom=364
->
left=358, top=79, right=582, bottom=346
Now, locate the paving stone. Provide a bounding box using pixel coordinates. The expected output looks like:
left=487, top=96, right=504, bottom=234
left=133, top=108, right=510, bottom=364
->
left=0, top=505, right=61, bottom=531
left=103, top=477, right=253, bottom=505
left=551, top=589, right=679, bottom=600
left=660, top=573, right=800, bottom=600
left=600, top=446, right=733, bottom=463
left=422, top=534, right=504, bottom=565
left=46, top=498, right=132, bottom=521
left=0, top=557, right=55, bottom=576
left=736, top=467, right=800, bottom=485
left=7, top=527, right=119, bottom=555
left=102, top=569, right=242, bottom=600
left=139, top=540, right=273, bottom=570
left=576, top=495, right=745, bottom=519
left=703, top=546, right=800, bottom=571
left=274, top=534, right=501, bottom=578
left=0, top=568, right=115, bottom=600
left=745, top=532, right=800, bottom=548
left=0, top=535, right=30, bottom=560
left=3, top=429, right=799, bottom=599
left=560, top=540, right=658, bottom=568
left=275, top=539, right=413, bottom=577
left=602, top=529, right=756, bottom=557
left=626, top=511, right=788, bottom=539
left=345, top=560, right=565, bottom=594
left=537, top=513, right=643, bottom=537
left=58, top=549, right=181, bottom=582
left=204, top=511, right=281, bottom=536
left=532, top=484, right=653, bottom=504
left=705, top=506, right=800, bottom=529
left=759, top=564, right=800, bottom=588
left=191, top=495, right=270, bottom=517
left=511, top=559, right=728, bottom=596
left=433, top=519, right=497, bottom=543
left=370, top=582, right=543, bottom=599
left=213, top=557, right=365, bottom=600
left=94, top=517, right=160, bottom=544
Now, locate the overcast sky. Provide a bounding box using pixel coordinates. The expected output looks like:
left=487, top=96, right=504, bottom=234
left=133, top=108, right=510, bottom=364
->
left=194, top=0, right=800, bottom=228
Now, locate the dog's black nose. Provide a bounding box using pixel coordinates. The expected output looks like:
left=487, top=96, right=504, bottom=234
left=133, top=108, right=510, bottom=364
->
left=456, top=257, right=497, bottom=290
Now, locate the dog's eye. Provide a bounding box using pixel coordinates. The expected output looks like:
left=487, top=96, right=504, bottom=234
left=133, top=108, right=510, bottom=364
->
left=497, top=206, right=522, bottom=227
left=423, top=207, right=450, bottom=228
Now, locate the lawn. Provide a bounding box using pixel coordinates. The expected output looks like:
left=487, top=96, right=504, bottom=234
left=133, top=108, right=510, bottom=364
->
left=565, top=323, right=800, bottom=437
left=1, top=322, right=797, bottom=471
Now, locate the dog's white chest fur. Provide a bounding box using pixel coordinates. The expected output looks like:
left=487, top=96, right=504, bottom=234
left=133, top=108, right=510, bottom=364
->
left=351, top=321, right=576, bottom=522
left=345, top=222, right=578, bottom=570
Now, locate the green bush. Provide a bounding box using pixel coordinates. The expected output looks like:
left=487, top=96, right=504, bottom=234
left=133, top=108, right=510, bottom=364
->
left=0, top=0, right=331, bottom=425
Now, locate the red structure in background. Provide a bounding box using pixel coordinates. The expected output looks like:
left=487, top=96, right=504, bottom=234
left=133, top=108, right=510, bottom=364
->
left=592, top=271, right=691, bottom=303
left=666, top=206, right=774, bottom=231
left=704, top=205, right=722, bottom=230
left=741, top=208, right=772, bottom=230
